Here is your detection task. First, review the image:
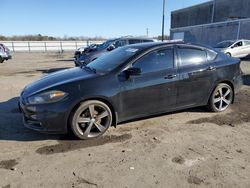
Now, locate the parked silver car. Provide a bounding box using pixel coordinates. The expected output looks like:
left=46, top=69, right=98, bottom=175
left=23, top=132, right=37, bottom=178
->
left=0, top=44, right=12, bottom=63
left=214, top=39, right=250, bottom=58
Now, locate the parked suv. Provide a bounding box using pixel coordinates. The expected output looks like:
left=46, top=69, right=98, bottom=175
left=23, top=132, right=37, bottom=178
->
left=214, top=39, right=250, bottom=58
left=74, top=37, right=156, bottom=66
left=0, top=44, right=12, bottom=63
left=74, top=44, right=99, bottom=59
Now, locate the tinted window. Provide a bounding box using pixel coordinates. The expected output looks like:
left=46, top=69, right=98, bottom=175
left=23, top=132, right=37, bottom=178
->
left=206, top=49, right=217, bottom=61
left=143, top=40, right=153, bottom=42
left=214, top=41, right=235, bottom=48
left=129, top=39, right=141, bottom=44
left=178, top=48, right=207, bottom=66
left=114, top=40, right=127, bottom=48
left=244, top=40, right=250, bottom=45
left=97, top=40, right=115, bottom=50
left=234, top=41, right=243, bottom=47
left=133, top=49, right=174, bottom=74
left=86, top=46, right=143, bottom=74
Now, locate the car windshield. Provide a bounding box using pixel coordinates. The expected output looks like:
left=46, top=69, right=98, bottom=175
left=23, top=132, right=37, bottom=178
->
left=97, top=39, right=115, bottom=50
left=214, top=41, right=235, bottom=48
left=85, top=46, right=143, bottom=74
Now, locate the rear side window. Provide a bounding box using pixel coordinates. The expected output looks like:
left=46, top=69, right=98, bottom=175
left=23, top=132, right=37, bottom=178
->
left=133, top=48, right=174, bottom=74
left=244, top=40, right=250, bottom=45
left=206, top=49, right=217, bottom=61
left=142, top=40, right=153, bottom=43
left=113, top=40, right=127, bottom=48
left=178, top=48, right=207, bottom=67
left=128, top=39, right=141, bottom=44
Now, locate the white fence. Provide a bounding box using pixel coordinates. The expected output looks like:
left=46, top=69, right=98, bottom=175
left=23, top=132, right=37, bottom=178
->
left=0, top=40, right=105, bottom=52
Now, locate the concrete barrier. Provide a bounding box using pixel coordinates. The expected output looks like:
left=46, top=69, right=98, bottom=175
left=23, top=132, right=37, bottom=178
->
left=0, top=40, right=105, bottom=52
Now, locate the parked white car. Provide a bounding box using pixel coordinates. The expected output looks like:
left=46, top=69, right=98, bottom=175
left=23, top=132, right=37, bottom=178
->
left=214, top=39, right=250, bottom=58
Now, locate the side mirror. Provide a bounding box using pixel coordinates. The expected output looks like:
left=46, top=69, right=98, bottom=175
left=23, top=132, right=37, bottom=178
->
left=107, top=44, right=115, bottom=51
left=124, top=67, right=141, bottom=76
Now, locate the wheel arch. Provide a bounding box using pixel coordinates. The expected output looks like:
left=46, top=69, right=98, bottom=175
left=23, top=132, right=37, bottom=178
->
left=208, top=80, right=235, bottom=104
left=67, top=97, right=118, bottom=133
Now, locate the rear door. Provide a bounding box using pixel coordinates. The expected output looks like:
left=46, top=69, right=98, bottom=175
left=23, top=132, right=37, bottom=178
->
left=242, top=40, right=250, bottom=57
left=176, top=45, right=218, bottom=108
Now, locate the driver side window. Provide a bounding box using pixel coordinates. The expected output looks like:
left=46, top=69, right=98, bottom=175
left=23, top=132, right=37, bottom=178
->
left=114, top=40, right=127, bottom=48
left=234, top=41, right=243, bottom=48
left=133, top=48, right=174, bottom=74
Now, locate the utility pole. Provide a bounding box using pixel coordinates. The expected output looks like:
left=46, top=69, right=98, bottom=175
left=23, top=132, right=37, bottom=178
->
left=211, top=0, right=216, bottom=23
left=162, top=0, right=166, bottom=41
left=146, top=28, right=149, bottom=37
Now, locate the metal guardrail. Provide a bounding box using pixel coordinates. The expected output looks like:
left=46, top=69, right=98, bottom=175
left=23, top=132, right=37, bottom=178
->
left=0, top=40, right=105, bottom=52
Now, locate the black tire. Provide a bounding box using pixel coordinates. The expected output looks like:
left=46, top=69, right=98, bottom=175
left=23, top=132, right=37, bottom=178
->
left=226, top=52, right=231, bottom=57
left=0, top=57, right=4, bottom=63
left=208, top=83, right=233, bottom=112
left=70, top=100, right=112, bottom=140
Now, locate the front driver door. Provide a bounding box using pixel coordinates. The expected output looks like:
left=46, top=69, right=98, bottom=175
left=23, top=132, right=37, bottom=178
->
left=119, top=47, right=178, bottom=121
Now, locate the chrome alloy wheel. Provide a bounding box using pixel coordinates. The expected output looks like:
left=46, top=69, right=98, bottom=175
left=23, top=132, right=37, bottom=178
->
left=71, top=100, right=112, bottom=139
left=213, top=84, right=233, bottom=112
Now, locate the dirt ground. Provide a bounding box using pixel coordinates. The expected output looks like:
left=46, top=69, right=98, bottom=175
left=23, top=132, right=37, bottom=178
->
left=0, top=52, right=250, bottom=188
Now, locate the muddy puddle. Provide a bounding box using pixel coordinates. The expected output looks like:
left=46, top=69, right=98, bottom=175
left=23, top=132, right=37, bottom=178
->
left=189, top=88, right=250, bottom=126
left=36, top=134, right=132, bottom=155
left=0, top=159, right=18, bottom=170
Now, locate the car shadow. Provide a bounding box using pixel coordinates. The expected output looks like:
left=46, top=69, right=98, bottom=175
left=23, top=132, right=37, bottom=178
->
left=56, top=58, right=74, bottom=62
left=119, top=106, right=209, bottom=125
left=243, top=74, right=250, bottom=86
left=0, top=96, right=209, bottom=142
left=241, top=54, right=250, bottom=60
left=0, top=97, right=71, bottom=141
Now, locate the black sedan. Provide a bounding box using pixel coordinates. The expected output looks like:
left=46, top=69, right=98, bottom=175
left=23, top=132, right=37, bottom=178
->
left=19, top=42, right=242, bottom=139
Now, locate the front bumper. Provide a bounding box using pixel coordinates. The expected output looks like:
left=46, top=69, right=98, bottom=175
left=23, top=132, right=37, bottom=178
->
left=2, top=53, right=12, bottom=60
left=18, top=97, right=70, bottom=134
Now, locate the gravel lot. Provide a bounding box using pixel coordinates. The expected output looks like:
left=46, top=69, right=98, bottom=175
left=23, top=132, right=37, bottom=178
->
left=0, top=52, right=250, bottom=188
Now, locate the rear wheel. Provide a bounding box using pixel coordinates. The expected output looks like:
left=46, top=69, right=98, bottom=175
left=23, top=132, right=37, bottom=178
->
left=70, top=100, right=112, bottom=140
left=208, top=83, right=233, bottom=112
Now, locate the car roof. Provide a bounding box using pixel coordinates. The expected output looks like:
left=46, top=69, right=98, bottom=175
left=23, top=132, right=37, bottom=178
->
left=125, top=41, right=185, bottom=49
left=109, top=37, right=156, bottom=41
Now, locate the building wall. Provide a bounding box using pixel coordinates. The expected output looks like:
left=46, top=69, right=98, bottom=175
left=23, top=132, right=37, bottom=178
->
left=171, top=2, right=213, bottom=28
left=214, top=0, right=250, bottom=22
left=171, top=0, right=250, bottom=28
left=171, top=0, right=250, bottom=45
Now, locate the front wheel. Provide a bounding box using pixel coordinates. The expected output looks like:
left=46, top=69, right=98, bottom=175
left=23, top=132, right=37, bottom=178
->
left=70, top=100, right=112, bottom=140
left=208, top=83, right=233, bottom=112
left=0, top=57, right=4, bottom=63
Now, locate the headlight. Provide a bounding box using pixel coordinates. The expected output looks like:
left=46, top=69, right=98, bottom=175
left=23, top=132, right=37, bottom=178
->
left=27, top=90, right=68, bottom=105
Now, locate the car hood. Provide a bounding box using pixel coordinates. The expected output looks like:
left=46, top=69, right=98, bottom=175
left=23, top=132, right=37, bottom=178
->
left=22, top=67, right=97, bottom=98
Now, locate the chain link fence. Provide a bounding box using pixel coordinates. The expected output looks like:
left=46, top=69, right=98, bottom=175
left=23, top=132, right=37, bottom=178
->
left=171, top=18, right=250, bottom=46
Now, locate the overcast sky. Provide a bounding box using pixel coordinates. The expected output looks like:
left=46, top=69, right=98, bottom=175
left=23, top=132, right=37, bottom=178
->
left=1, top=0, right=208, bottom=38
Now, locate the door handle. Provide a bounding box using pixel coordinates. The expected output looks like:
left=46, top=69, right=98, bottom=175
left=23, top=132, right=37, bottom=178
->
left=165, top=74, right=177, bottom=79
left=206, top=66, right=216, bottom=71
